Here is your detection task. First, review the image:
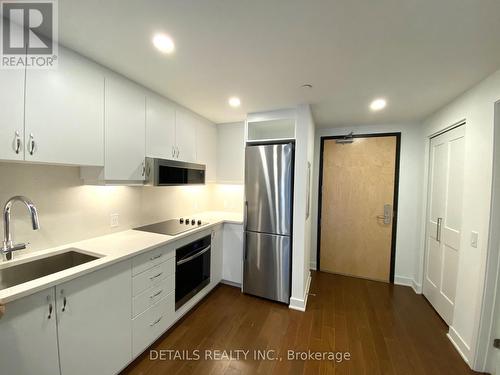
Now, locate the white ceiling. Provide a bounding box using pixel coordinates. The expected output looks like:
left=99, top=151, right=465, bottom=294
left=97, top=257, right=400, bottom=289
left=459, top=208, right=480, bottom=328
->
left=58, top=0, right=500, bottom=127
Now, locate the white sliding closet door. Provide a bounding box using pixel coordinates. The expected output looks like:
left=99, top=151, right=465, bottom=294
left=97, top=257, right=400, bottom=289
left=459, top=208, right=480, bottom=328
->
left=423, top=125, right=465, bottom=325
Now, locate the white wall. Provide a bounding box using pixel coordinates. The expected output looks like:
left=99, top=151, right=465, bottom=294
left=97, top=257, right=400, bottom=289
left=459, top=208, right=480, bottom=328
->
left=216, top=122, right=245, bottom=184
left=310, top=122, right=425, bottom=289
left=0, top=162, right=233, bottom=256
left=290, top=104, right=315, bottom=310
left=422, top=69, right=500, bottom=369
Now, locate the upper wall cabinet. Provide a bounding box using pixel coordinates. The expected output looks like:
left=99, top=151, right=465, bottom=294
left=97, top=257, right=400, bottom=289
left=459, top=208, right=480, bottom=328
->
left=25, top=47, right=104, bottom=166
left=104, top=75, right=146, bottom=182
left=196, top=119, right=217, bottom=182
left=146, top=93, right=176, bottom=160
left=174, top=109, right=197, bottom=163
left=0, top=66, right=25, bottom=161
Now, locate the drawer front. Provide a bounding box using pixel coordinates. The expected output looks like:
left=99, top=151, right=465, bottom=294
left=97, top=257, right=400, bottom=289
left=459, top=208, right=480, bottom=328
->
left=133, top=257, right=175, bottom=296
left=132, top=291, right=175, bottom=357
left=132, top=243, right=174, bottom=276
left=133, top=274, right=174, bottom=317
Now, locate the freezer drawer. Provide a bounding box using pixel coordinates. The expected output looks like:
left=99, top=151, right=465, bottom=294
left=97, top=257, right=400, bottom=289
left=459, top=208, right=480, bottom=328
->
left=244, top=143, right=293, bottom=235
left=243, top=231, right=291, bottom=303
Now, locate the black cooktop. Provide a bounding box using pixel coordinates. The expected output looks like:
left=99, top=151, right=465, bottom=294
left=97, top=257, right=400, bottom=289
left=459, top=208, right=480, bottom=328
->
left=134, top=218, right=208, bottom=236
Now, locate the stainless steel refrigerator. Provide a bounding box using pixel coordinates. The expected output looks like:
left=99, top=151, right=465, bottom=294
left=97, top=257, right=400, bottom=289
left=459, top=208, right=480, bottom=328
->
left=243, top=142, right=293, bottom=304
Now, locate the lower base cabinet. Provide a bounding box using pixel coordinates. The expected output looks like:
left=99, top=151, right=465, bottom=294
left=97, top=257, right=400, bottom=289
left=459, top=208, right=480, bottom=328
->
left=0, top=289, right=60, bottom=375
left=57, top=260, right=132, bottom=375
left=132, top=290, right=175, bottom=357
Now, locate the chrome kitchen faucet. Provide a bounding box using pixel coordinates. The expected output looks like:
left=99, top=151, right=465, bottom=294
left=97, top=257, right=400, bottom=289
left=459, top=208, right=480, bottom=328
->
left=2, top=196, right=40, bottom=261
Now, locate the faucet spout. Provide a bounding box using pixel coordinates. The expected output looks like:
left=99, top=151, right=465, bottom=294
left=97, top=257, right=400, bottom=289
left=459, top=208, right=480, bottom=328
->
left=2, top=196, right=40, bottom=261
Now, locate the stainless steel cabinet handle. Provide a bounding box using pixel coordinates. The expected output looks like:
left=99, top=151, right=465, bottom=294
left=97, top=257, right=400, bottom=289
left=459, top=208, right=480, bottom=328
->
left=28, top=133, right=35, bottom=155
left=436, top=217, right=443, bottom=242
left=176, top=146, right=180, bottom=158
left=13, top=131, right=21, bottom=154
left=149, top=272, right=163, bottom=280
left=48, top=303, right=53, bottom=319
left=150, top=289, right=163, bottom=299
left=142, top=162, right=145, bottom=176
left=62, top=296, right=67, bottom=312
left=150, top=253, right=162, bottom=261
left=150, top=315, right=163, bottom=326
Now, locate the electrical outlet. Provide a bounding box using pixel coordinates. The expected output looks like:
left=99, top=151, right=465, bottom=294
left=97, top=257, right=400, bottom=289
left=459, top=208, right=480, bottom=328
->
left=110, top=213, right=119, bottom=228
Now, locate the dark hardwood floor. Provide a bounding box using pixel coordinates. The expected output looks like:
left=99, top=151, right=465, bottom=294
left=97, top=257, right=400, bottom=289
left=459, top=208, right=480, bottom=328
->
left=122, top=271, right=483, bottom=375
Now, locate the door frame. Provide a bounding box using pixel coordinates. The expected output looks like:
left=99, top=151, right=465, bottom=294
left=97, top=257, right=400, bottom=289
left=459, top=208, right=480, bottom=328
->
left=316, top=132, right=402, bottom=282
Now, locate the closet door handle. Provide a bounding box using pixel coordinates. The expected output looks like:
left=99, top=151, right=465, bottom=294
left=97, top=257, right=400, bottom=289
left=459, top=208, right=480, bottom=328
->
left=13, top=131, right=21, bottom=154
left=28, top=133, right=35, bottom=155
left=436, top=217, right=443, bottom=242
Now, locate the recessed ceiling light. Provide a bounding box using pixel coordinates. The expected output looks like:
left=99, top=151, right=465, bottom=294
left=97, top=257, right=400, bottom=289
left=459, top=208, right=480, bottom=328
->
left=228, top=97, right=241, bottom=108
left=152, top=33, right=175, bottom=54
left=301, top=84, right=313, bottom=89
left=370, top=98, right=387, bottom=111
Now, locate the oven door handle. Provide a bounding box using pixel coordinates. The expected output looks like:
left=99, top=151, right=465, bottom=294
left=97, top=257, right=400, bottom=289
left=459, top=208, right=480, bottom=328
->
left=176, top=245, right=211, bottom=266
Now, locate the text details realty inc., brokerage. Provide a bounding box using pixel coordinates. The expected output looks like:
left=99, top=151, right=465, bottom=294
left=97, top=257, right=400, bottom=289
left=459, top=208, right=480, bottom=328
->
left=150, top=349, right=352, bottom=363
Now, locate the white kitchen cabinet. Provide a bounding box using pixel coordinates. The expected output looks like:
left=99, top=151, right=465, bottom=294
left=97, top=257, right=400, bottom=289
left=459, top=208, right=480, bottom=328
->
left=104, top=74, right=146, bottom=181
left=222, top=223, right=244, bottom=285
left=25, top=47, right=104, bottom=166
left=56, top=260, right=132, bottom=375
left=0, top=288, right=60, bottom=375
left=0, top=68, right=25, bottom=161
left=211, top=225, right=223, bottom=284
left=146, top=93, right=176, bottom=159
left=196, top=120, right=217, bottom=182
left=174, top=108, right=197, bottom=162
left=217, top=122, right=245, bottom=183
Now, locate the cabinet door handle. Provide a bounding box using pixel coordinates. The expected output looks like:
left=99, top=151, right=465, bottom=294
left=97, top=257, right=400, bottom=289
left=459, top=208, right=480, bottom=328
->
left=150, top=253, right=162, bottom=261
left=48, top=303, right=53, bottom=319
left=150, top=289, right=163, bottom=299
left=149, top=272, right=163, bottom=280
left=172, top=145, right=175, bottom=158
left=13, top=131, right=21, bottom=154
left=142, top=161, right=146, bottom=177
left=28, top=133, right=35, bottom=155
left=436, top=217, right=443, bottom=242
left=150, top=315, right=163, bottom=326
left=176, top=146, right=180, bottom=158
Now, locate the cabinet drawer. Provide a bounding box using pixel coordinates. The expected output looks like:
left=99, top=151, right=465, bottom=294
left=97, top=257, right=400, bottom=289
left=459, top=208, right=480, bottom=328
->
left=132, top=243, right=174, bottom=276
left=132, top=291, right=175, bottom=357
left=133, top=274, right=174, bottom=317
left=133, top=257, right=175, bottom=296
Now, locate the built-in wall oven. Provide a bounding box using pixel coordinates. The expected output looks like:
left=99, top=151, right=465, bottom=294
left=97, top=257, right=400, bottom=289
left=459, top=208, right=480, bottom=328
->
left=175, top=235, right=211, bottom=310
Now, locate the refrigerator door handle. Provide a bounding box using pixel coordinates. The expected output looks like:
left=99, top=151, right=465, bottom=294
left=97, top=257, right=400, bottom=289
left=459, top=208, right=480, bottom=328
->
left=243, top=201, right=248, bottom=231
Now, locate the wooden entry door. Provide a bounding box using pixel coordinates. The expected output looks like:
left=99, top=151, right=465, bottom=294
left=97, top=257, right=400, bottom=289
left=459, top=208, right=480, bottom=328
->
left=423, top=125, right=465, bottom=325
left=319, top=135, right=399, bottom=282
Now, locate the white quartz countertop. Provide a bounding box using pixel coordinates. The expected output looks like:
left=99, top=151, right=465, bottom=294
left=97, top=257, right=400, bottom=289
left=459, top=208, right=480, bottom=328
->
left=0, top=211, right=243, bottom=305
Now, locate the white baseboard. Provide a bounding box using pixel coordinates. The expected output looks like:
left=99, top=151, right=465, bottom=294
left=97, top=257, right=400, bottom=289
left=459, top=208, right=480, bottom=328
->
left=394, top=275, right=413, bottom=287
left=448, top=326, right=471, bottom=365
left=220, top=279, right=241, bottom=288
left=289, top=272, right=312, bottom=312
left=309, top=260, right=317, bottom=270
left=411, top=279, right=422, bottom=294
left=394, top=275, right=422, bottom=294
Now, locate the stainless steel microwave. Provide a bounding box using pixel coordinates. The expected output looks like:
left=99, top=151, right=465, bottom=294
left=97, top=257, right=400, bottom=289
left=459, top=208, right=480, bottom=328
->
left=144, top=158, right=205, bottom=186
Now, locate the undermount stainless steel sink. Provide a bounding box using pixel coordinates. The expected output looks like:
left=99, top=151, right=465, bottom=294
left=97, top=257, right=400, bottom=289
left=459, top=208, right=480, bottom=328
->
left=0, top=249, right=102, bottom=291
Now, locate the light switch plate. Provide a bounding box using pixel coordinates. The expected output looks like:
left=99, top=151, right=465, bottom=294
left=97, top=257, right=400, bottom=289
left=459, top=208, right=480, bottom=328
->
left=110, top=213, right=119, bottom=228
left=471, top=231, right=479, bottom=248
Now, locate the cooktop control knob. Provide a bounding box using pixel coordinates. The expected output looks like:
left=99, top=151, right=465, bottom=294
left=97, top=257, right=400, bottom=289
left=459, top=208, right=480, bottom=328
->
left=179, top=218, right=184, bottom=223
left=185, top=219, right=190, bottom=225
left=197, top=220, right=202, bottom=225
left=191, top=219, right=196, bottom=225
